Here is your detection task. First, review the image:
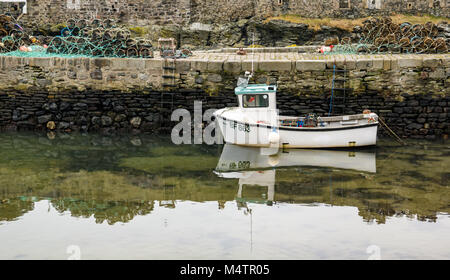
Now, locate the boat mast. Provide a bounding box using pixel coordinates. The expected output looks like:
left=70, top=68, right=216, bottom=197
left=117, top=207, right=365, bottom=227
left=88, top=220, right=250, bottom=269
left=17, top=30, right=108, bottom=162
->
left=252, top=32, right=254, bottom=76
left=246, top=32, right=255, bottom=82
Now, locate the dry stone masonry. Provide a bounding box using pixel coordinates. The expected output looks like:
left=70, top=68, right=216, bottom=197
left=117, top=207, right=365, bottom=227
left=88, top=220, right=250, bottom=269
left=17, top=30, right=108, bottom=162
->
left=0, top=52, right=448, bottom=139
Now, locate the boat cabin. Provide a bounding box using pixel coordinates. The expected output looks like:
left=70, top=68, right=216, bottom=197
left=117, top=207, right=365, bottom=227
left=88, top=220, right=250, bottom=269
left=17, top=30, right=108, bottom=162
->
left=235, top=84, right=277, bottom=110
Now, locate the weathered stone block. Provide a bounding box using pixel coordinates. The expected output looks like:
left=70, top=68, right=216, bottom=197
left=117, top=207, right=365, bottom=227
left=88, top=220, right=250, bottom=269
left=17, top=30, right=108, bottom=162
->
left=390, top=58, right=399, bottom=70
left=398, top=58, right=423, bottom=68
left=356, top=59, right=373, bottom=70
left=90, top=69, right=103, bottom=80
left=92, top=58, right=111, bottom=68
left=326, top=59, right=335, bottom=69
left=371, top=59, right=384, bottom=70
left=130, top=117, right=142, bottom=128
left=190, top=59, right=208, bottom=72
left=383, top=59, right=391, bottom=70
left=31, top=57, right=53, bottom=68
left=38, top=115, right=52, bottom=124
left=242, top=60, right=259, bottom=72
left=0, top=57, right=5, bottom=70
left=296, top=60, right=326, bottom=71
left=145, top=59, right=163, bottom=70
left=67, top=58, right=81, bottom=67
left=259, top=60, right=291, bottom=72
left=207, top=73, right=223, bottom=83
left=138, top=73, right=149, bottom=81
left=223, top=60, right=242, bottom=73
left=126, top=58, right=145, bottom=70
left=207, top=60, right=224, bottom=72
left=443, top=57, right=450, bottom=67
left=423, top=58, right=441, bottom=68
left=80, top=58, right=91, bottom=71
left=429, top=68, right=446, bottom=79
left=101, top=116, right=113, bottom=127
left=335, top=59, right=356, bottom=70
left=175, top=60, right=191, bottom=73
left=110, top=58, right=127, bottom=70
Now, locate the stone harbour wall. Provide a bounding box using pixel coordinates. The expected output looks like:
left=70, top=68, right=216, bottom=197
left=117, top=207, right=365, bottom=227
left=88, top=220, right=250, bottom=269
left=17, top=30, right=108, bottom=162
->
left=0, top=54, right=448, bottom=139
left=1, top=0, right=449, bottom=27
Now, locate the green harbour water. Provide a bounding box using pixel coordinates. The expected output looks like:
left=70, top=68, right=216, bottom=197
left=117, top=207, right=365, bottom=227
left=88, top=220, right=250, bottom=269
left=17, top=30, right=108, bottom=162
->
left=0, top=132, right=448, bottom=259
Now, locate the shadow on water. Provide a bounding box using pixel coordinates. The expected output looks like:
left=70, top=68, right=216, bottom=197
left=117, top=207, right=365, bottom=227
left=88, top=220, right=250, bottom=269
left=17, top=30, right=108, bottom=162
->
left=0, top=132, right=448, bottom=225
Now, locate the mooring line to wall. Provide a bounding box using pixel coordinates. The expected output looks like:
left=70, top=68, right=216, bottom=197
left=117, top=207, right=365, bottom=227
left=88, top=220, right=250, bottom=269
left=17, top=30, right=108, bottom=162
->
left=378, top=116, right=408, bottom=146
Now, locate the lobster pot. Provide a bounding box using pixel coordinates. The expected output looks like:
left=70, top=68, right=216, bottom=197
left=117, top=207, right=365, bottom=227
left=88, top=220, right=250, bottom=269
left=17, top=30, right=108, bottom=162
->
left=2, top=37, right=15, bottom=50
left=125, top=38, right=136, bottom=48
left=83, top=43, right=94, bottom=56
left=71, top=27, right=81, bottom=37
left=102, top=30, right=115, bottom=41
left=9, top=29, right=23, bottom=40
left=77, top=19, right=88, bottom=29
left=92, top=47, right=104, bottom=57
left=91, top=19, right=103, bottom=28
left=139, top=47, right=153, bottom=58
left=69, top=45, right=80, bottom=55
left=115, top=30, right=129, bottom=41
left=103, top=19, right=115, bottom=29
left=126, top=47, right=139, bottom=57
left=46, top=45, right=59, bottom=54
left=350, top=17, right=449, bottom=54
left=67, top=19, right=76, bottom=30
left=61, top=28, right=71, bottom=37
left=91, top=28, right=104, bottom=40
left=116, top=48, right=127, bottom=58
left=103, top=48, right=114, bottom=57
left=0, top=28, right=8, bottom=37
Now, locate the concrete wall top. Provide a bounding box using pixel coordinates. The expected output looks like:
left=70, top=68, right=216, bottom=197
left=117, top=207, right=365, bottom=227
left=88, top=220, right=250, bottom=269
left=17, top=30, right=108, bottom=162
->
left=1, top=53, right=449, bottom=73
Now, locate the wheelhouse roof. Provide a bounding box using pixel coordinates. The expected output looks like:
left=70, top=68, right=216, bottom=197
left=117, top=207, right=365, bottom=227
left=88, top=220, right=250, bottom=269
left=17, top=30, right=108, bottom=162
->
left=235, top=84, right=277, bottom=95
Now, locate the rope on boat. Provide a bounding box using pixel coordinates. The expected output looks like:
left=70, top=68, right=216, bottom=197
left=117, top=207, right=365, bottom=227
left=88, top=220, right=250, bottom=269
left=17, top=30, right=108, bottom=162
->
left=378, top=116, right=408, bottom=146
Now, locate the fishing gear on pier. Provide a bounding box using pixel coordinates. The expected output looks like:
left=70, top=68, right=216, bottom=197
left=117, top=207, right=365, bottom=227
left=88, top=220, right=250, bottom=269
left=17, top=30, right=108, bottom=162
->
left=46, top=18, right=154, bottom=58
left=326, top=17, right=449, bottom=54
left=1, top=16, right=158, bottom=59
left=0, top=13, right=38, bottom=53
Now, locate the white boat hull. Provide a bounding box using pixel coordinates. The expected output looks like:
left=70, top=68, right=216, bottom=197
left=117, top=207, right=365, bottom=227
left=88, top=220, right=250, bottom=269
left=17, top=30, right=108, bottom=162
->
left=216, top=113, right=378, bottom=148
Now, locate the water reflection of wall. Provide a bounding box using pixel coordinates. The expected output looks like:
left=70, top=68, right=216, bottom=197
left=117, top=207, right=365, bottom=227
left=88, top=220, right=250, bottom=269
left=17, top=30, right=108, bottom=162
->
left=0, top=134, right=448, bottom=225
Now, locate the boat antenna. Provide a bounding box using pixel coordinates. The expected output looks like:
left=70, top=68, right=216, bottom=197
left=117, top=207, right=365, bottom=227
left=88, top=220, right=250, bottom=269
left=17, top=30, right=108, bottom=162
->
left=245, top=32, right=255, bottom=83
left=251, top=32, right=255, bottom=76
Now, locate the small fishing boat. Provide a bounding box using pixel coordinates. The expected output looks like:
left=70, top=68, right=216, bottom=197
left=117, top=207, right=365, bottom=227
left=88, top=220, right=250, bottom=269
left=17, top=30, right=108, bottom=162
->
left=214, top=73, right=379, bottom=148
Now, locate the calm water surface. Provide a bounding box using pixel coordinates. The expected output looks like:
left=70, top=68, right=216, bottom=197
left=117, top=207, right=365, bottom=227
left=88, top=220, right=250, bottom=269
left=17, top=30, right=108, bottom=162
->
left=0, top=133, right=448, bottom=260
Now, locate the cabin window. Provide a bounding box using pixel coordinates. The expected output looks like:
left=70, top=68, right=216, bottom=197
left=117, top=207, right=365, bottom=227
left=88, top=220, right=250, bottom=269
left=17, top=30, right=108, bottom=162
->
left=242, top=94, right=269, bottom=108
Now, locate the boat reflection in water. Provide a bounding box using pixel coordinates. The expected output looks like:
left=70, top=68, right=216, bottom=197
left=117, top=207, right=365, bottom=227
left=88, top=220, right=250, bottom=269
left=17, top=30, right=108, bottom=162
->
left=214, top=144, right=376, bottom=206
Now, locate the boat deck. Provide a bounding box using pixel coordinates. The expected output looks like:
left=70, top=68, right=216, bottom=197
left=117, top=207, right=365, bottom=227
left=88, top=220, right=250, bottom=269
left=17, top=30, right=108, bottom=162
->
left=279, top=114, right=377, bottom=129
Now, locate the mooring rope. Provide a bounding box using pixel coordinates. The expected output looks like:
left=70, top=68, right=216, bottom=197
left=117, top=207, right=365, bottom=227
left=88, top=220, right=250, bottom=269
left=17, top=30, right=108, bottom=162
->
left=378, top=116, right=408, bottom=146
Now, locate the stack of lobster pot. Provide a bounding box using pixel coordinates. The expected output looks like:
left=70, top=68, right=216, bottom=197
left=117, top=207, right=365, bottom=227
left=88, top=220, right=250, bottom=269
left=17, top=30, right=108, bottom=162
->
left=0, top=13, right=35, bottom=53
left=350, top=17, right=449, bottom=54
left=46, top=18, right=154, bottom=58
